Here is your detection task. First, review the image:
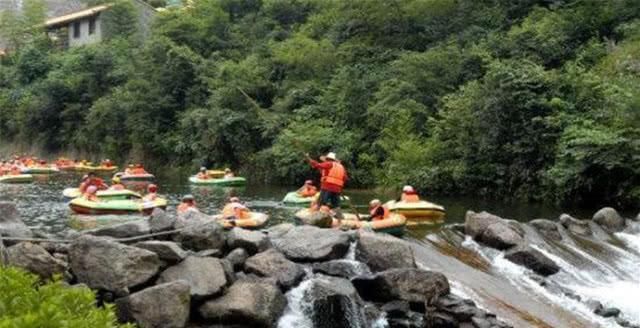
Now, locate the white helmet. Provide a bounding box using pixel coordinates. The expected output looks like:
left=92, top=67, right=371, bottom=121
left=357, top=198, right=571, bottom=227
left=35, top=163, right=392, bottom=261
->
left=326, top=152, right=337, bottom=161
left=402, top=185, right=414, bottom=193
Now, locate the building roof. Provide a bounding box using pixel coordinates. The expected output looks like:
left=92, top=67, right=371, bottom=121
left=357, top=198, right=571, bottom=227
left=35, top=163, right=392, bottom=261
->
left=45, top=5, right=110, bottom=28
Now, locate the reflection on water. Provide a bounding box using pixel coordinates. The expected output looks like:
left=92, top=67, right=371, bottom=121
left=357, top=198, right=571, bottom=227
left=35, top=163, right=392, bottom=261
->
left=0, top=169, right=622, bottom=236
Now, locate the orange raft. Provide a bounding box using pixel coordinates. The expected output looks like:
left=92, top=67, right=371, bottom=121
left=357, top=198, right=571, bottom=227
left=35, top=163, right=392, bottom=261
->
left=213, top=212, right=269, bottom=229
left=332, top=213, right=406, bottom=236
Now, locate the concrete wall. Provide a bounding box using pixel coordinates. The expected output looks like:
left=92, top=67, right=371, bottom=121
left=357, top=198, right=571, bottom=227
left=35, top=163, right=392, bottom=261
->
left=67, top=15, right=102, bottom=48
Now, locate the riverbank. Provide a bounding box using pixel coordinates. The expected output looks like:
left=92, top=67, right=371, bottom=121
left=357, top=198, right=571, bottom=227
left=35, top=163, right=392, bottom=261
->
left=1, top=200, right=639, bottom=327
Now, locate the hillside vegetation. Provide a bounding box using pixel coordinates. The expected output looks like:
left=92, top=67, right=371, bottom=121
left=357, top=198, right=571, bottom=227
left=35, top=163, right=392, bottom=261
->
left=1, top=0, right=639, bottom=207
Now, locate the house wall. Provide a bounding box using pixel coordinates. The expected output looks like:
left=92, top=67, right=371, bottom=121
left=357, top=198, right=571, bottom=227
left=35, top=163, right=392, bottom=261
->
left=67, top=15, right=102, bottom=47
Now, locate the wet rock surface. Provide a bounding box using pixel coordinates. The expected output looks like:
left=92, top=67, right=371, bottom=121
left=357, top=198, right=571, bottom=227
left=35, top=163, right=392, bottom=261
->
left=593, top=207, right=626, bottom=232
left=504, top=245, right=560, bottom=276
left=272, top=225, right=350, bottom=261
left=5, top=242, right=66, bottom=279
left=116, top=280, right=191, bottom=328
left=0, top=201, right=33, bottom=239
left=244, top=248, right=305, bottom=290
left=356, top=231, right=416, bottom=272
left=157, top=256, right=227, bottom=299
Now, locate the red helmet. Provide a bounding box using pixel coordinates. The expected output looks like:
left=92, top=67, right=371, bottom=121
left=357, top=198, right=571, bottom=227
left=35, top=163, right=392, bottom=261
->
left=147, top=184, right=158, bottom=193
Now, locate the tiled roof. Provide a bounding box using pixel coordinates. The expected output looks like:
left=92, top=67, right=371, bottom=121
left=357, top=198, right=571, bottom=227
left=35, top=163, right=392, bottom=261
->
left=45, top=5, right=110, bottom=28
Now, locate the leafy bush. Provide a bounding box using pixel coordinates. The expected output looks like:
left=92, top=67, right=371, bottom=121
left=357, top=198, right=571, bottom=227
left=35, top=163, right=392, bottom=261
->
left=0, top=266, right=131, bottom=328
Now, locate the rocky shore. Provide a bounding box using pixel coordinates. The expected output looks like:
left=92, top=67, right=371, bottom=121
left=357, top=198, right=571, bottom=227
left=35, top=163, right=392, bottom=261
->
left=1, top=200, right=639, bottom=328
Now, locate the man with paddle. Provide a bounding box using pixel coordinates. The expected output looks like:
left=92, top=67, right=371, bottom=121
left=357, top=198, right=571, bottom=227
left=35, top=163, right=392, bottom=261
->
left=306, top=152, right=348, bottom=219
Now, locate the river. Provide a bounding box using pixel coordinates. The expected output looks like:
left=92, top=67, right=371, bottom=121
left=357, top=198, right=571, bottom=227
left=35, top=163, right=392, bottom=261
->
left=1, top=170, right=638, bottom=328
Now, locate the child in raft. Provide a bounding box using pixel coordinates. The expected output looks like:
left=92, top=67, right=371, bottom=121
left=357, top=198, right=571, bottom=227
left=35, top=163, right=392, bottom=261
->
left=297, top=180, right=318, bottom=197
left=399, top=185, right=420, bottom=202
left=109, top=176, right=125, bottom=190
left=221, top=197, right=250, bottom=225
left=84, top=186, right=100, bottom=202
left=177, top=194, right=199, bottom=214
left=196, top=167, right=209, bottom=180
left=369, top=199, right=390, bottom=221
left=223, top=168, right=235, bottom=179
left=143, top=184, right=158, bottom=201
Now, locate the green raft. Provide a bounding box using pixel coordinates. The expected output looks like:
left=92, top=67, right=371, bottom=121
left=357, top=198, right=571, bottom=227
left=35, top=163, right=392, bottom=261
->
left=69, top=197, right=167, bottom=215
left=62, top=188, right=141, bottom=200
left=282, top=191, right=315, bottom=205
left=0, top=174, right=34, bottom=184
left=21, top=167, right=59, bottom=174
left=189, top=176, right=247, bottom=186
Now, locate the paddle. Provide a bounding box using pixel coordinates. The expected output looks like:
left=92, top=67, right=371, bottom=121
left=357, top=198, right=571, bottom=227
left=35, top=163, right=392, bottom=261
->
left=342, top=195, right=361, bottom=221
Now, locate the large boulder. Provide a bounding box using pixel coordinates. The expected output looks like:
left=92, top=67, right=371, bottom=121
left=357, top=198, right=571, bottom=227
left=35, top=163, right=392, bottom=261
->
left=244, top=249, right=305, bottom=290
left=265, top=223, right=294, bottom=239
left=173, top=221, right=225, bottom=252
left=157, top=256, right=227, bottom=299
left=304, top=276, right=367, bottom=328
left=116, top=280, right=190, bottom=328
left=312, top=259, right=372, bottom=279
left=559, top=214, right=592, bottom=236
left=529, top=219, right=562, bottom=241
left=593, top=207, right=626, bottom=232
left=299, top=211, right=333, bottom=228
left=478, top=222, right=524, bottom=250
left=69, top=235, right=161, bottom=294
left=175, top=210, right=212, bottom=228
left=504, top=245, right=560, bottom=276
left=353, top=269, right=450, bottom=304
left=5, top=242, right=66, bottom=279
left=0, top=201, right=32, bottom=239
left=85, top=220, right=151, bottom=239
left=356, top=231, right=416, bottom=272
left=133, top=241, right=187, bottom=263
left=199, top=281, right=286, bottom=328
left=149, top=208, right=176, bottom=233
left=464, top=211, right=502, bottom=238
left=272, top=226, right=350, bottom=261
left=227, top=228, right=271, bottom=254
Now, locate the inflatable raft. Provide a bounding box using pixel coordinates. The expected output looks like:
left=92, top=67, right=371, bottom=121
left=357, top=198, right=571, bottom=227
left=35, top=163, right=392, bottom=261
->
left=21, top=166, right=59, bottom=174
left=385, top=200, right=446, bottom=224
left=188, top=176, right=246, bottom=186
left=118, top=172, right=155, bottom=181
left=62, top=188, right=141, bottom=199
left=282, top=191, right=315, bottom=205
left=334, top=213, right=407, bottom=236
left=213, top=212, right=269, bottom=229
left=72, top=163, right=118, bottom=173
left=206, top=170, right=226, bottom=178
left=69, top=197, right=167, bottom=215
left=0, top=174, right=33, bottom=184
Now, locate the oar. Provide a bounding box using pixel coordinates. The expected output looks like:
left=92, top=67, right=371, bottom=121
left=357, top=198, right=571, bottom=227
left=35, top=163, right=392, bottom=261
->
left=342, top=195, right=361, bottom=221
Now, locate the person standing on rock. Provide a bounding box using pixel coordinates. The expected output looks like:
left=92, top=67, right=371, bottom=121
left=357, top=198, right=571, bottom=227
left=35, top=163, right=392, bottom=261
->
left=306, top=152, right=347, bottom=219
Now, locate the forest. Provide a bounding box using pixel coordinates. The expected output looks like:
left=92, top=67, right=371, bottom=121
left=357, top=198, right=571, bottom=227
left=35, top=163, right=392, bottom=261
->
left=0, top=0, right=639, bottom=208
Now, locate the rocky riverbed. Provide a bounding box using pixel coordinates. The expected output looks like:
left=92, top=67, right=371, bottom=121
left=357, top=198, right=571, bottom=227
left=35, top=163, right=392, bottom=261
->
left=1, top=200, right=639, bottom=328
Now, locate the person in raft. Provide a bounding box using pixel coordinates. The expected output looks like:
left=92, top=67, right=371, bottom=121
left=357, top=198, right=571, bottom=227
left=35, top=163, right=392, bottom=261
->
left=369, top=199, right=390, bottom=221
left=124, top=164, right=135, bottom=175
left=221, top=197, right=250, bottom=225
left=84, top=185, right=100, bottom=202
left=196, top=167, right=209, bottom=180
left=143, top=184, right=158, bottom=201
left=297, top=180, right=317, bottom=197
left=400, top=185, right=420, bottom=202
left=79, top=172, right=108, bottom=193
left=177, top=194, right=198, bottom=214
left=109, top=176, right=125, bottom=190
left=306, top=152, right=348, bottom=219
left=223, top=168, right=235, bottom=179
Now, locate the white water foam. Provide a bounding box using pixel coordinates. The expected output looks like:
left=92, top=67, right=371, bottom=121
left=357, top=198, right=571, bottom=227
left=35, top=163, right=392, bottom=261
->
left=277, top=279, right=314, bottom=328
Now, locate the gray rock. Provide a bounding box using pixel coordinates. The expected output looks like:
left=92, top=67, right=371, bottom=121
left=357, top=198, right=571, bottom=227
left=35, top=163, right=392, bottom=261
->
left=529, top=219, right=562, bottom=241
left=586, top=300, right=603, bottom=313
left=85, top=220, right=151, bottom=239
left=353, top=269, right=450, bottom=304
left=157, top=256, right=227, bottom=299
left=299, top=211, right=333, bottom=228
left=464, top=211, right=502, bottom=238
left=593, top=207, right=626, bottom=232
left=220, top=258, right=236, bottom=284
left=175, top=210, right=213, bottom=228
left=0, top=236, right=7, bottom=265
left=116, top=280, right=190, bottom=328
left=595, top=306, right=620, bottom=318
left=193, top=249, right=222, bottom=258
left=504, top=245, right=560, bottom=276
left=471, top=316, right=492, bottom=328
left=478, top=221, right=524, bottom=250
left=173, top=221, right=225, bottom=252
left=227, top=228, right=271, bottom=254
left=69, top=235, right=160, bottom=294
left=265, top=223, right=294, bottom=239
left=312, top=259, right=372, bottom=279
left=0, top=201, right=32, bottom=239
left=133, top=241, right=187, bottom=263
left=5, top=242, right=66, bottom=279
left=634, top=213, right=639, bottom=222
left=304, top=276, right=367, bottom=328
left=272, top=226, right=350, bottom=261
left=559, top=214, right=592, bottom=236
left=356, top=231, right=416, bottom=272
left=225, top=248, right=249, bottom=271
left=244, top=249, right=305, bottom=290
left=199, top=281, right=286, bottom=328
left=149, top=208, right=176, bottom=233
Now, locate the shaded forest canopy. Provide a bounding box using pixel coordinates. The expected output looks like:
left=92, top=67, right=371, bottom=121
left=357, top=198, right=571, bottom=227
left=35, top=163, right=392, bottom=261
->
left=0, top=0, right=639, bottom=207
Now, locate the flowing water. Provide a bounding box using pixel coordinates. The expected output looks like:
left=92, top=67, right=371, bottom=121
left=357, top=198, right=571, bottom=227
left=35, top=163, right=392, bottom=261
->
left=1, top=170, right=638, bottom=328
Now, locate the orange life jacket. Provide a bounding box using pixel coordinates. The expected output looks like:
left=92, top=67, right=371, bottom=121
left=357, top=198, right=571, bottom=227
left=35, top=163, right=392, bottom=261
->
left=196, top=172, right=209, bottom=179
left=401, top=193, right=420, bottom=203
left=298, top=186, right=317, bottom=197
left=178, top=202, right=195, bottom=214
left=322, top=162, right=346, bottom=187
left=222, top=202, right=249, bottom=219
left=370, top=205, right=390, bottom=221
left=110, top=184, right=125, bottom=190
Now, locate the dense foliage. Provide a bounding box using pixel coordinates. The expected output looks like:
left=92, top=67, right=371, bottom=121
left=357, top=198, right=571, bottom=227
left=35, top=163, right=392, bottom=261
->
left=1, top=0, right=639, bottom=207
left=0, top=266, right=130, bottom=327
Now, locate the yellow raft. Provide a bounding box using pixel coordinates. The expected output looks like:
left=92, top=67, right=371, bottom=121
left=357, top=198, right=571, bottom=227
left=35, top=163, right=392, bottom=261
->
left=62, top=188, right=141, bottom=199
left=334, top=213, right=406, bottom=236
left=385, top=200, right=446, bottom=225
left=206, top=170, right=226, bottom=178
left=213, top=212, right=269, bottom=229
left=0, top=174, right=33, bottom=184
